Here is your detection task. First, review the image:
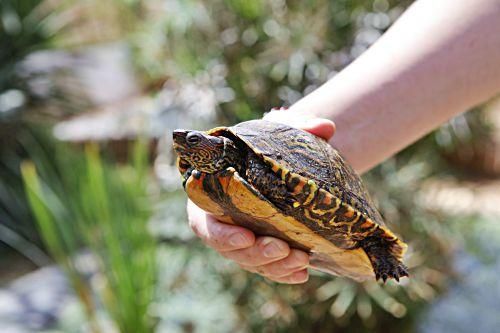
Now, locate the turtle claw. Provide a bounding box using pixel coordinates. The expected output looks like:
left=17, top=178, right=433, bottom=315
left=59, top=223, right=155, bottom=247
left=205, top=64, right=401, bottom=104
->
left=398, top=265, right=409, bottom=278
left=361, top=238, right=409, bottom=283
left=182, top=168, right=202, bottom=188
left=373, top=261, right=409, bottom=283
left=182, top=168, right=194, bottom=188
left=191, top=169, right=202, bottom=179
left=372, top=259, right=409, bottom=283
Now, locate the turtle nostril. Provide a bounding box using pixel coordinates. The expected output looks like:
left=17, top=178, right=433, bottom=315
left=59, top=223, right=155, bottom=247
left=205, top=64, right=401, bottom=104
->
left=173, top=130, right=188, bottom=142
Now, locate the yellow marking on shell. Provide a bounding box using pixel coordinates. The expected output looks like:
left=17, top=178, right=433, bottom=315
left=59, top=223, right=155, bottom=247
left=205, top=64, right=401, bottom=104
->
left=381, top=231, right=398, bottom=242
left=206, top=126, right=228, bottom=135
left=360, top=221, right=373, bottom=229
left=304, top=209, right=326, bottom=228
left=320, top=208, right=351, bottom=228
left=326, top=208, right=359, bottom=228
left=294, top=141, right=313, bottom=149
left=311, top=195, right=341, bottom=215
left=345, top=212, right=362, bottom=235
left=322, top=206, right=356, bottom=231
left=293, top=202, right=300, bottom=208
left=373, top=223, right=398, bottom=241
left=350, top=211, right=361, bottom=223
left=355, top=216, right=377, bottom=231
left=344, top=208, right=355, bottom=218
left=302, top=180, right=318, bottom=206
left=366, top=224, right=379, bottom=234
left=328, top=220, right=354, bottom=228
left=280, top=168, right=289, bottom=181
left=261, top=155, right=289, bottom=181
left=310, top=207, right=330, bottom=216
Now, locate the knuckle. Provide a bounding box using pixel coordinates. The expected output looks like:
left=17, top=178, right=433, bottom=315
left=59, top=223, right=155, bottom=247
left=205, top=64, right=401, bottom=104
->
left=240, top=250, right=258, bottom=264
left=206, top=220, right=231, bottom=242
left=253, top=266, right=269, bottom=276
left=221, top=249, right=250, bottom=265
left=240, top=252, right=267, bottom=266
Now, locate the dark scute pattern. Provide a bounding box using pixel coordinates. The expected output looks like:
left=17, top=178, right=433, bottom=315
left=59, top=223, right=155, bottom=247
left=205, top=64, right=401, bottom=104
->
left=232, top=120, right=385, bottom=226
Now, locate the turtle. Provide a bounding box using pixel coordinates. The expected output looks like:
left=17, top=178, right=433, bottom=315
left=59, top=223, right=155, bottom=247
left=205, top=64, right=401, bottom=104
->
left=172, top=119, right=408, bottom=282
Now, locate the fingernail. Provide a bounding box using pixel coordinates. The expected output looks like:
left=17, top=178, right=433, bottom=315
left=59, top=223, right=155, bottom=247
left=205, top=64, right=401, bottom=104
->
left=262, top=239, right=286, bottom=258
left=229, top=233, right=250, bottom=247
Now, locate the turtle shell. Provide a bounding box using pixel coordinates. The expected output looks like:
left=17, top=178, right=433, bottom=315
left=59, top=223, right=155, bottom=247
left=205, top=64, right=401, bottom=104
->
left=178, top=120, right=407, bottom=281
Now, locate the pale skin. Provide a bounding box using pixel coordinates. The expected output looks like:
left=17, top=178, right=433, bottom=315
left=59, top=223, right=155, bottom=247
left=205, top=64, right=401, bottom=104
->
left=187, top=0, right=500, bottom=283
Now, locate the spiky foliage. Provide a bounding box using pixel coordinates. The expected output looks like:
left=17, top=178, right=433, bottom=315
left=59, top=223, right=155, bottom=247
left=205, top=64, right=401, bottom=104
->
left=2, top=0, right=486, bottom=332
left=21, top=140, right=157, bottom=333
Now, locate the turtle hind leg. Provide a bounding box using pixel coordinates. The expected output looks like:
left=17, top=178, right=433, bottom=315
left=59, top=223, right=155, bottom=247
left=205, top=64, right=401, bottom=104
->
left=360, top=237, right=409, bottom=283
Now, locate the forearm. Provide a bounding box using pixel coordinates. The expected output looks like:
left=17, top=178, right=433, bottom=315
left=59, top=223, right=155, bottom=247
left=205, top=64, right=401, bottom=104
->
left=291, top=0, right=500, bottom=173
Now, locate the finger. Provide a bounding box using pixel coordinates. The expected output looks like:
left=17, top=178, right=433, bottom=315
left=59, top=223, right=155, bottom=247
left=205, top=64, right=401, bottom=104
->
left=187, top=200, right=255, bottom=251
left=240, top=249, right=309, bottom=278
left=220, top=236, right=290, bottom=266
left=300, top=118, right=336, bottom=141
left=267, top=269, right=309, bottom=284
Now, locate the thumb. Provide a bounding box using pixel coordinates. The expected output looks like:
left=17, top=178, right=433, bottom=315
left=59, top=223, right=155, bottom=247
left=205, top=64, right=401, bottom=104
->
left=300, top=118, right=336, bottom=141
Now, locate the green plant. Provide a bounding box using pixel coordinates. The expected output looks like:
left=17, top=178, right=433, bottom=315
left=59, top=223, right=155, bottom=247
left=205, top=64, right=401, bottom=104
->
left=2, top=0, right=486, bottom=332
left=21, top=140, right=156, bottom=333
left=0, top=0, right=84, bottom=264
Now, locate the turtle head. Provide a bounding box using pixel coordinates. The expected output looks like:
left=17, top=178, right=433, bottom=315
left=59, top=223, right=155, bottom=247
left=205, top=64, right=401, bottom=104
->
left=173, top=129, right=234, bottom=173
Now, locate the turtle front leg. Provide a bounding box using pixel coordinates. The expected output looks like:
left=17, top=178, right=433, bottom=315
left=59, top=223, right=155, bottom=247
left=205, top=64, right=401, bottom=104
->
left=245, top=153, right=295, bottom=211
left=359, top=237, right=409, bottom=282
left=182, top=167, right=200, bottom=188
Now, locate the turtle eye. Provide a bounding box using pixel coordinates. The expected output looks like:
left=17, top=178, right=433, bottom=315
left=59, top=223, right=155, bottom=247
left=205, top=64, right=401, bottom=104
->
left=186, top=132, right=202, bottom=146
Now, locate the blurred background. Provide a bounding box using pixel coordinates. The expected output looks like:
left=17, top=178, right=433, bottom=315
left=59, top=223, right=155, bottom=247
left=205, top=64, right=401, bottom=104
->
left=1, top=0, right=500, bottom=332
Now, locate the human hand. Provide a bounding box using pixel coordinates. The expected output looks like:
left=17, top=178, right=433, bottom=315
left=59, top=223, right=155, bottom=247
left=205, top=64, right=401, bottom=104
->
left=187, top=109, right=335, bottom=283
